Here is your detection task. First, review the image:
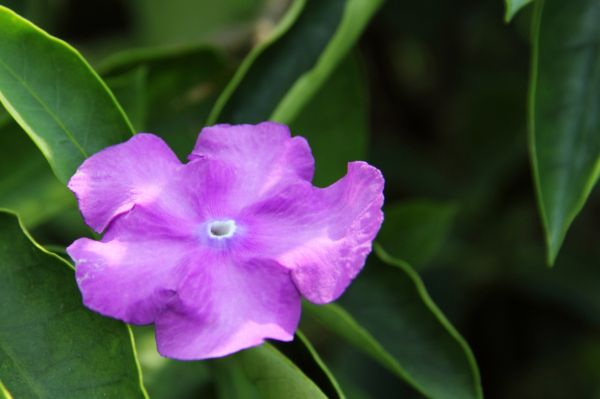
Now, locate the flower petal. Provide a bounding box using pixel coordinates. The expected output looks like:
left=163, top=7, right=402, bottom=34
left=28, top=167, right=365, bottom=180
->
left=155, top=257, right=300, bottom=360
left=67, top=207, right=195, bottom=325
left=243, top=161, right=384, bottom=304
left=68, top=133, right=181, bottom=233
left=189, top=122, right=314, bottom=199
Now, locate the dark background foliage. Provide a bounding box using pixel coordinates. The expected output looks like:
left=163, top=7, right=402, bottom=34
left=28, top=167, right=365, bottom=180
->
left=1, top=0, right=599, bottom=398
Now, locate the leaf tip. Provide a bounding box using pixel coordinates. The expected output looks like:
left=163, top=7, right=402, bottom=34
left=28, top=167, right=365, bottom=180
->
left=545, top=226, right=566, bottom=267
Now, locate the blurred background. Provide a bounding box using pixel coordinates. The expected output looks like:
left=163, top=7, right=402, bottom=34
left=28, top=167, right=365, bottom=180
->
left=0, top=0, right=599, bottom=398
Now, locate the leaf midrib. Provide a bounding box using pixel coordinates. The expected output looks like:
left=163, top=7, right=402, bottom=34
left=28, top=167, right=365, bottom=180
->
left=0, top=340, right=44, bottom=399
left=0, top=57, right=89, bottom=158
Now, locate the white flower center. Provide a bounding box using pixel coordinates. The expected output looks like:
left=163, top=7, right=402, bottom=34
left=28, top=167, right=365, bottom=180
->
left=207, top=220, right=236, bottom=239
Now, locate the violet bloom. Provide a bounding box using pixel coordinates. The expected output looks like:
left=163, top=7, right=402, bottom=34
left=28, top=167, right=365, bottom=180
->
left=67, top=122, right=384, bottom=360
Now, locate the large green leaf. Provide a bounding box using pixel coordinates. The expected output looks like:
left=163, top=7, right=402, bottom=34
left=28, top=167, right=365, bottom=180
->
left=529, top=0, right=600, bottom=265
left=303, top=245, right=482, bottom=399
left=289, top=55, right=368, bottom=187
left=212, top=344, right=328, bottom=399
left=208, top=0, right=383, bottom=124
left=377, top=200, right=457, bottom=268
left=504, top=0, right=534, bottom=22
left=0, top=6, right=133, bottom=183
left=0, top=211, right=147, bottom=398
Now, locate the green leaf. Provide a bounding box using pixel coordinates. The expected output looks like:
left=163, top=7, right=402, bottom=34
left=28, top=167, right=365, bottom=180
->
left=504, top=0, right=534, bottom=22
left=377, top=200, right=457, bottom=268
left=212, top=344, right=328, bottom=399
left=101, top=45, right=229, bottom=158
left=0, top=6, right=133, bottom=183
left=289, top=55, right=368, bottom=187
left=296, top=331, right=346, bottom=399
left=528, top=0, right=600, bottom=265
left=208, top=0, right=383, bottom=125
left=303, top=245, right=482, bottom=399
left=132, top=326, right=212, bottom=399
left=275, top=331, right=346, bottom=399
left=0, top=211, right=147, bottom=398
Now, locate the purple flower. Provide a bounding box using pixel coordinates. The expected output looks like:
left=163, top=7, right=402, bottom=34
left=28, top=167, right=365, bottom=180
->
left=66, top=122, right=384, bottom=360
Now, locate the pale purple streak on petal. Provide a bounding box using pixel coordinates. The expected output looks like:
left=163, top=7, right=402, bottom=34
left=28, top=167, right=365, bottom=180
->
left=155, top=257, right=300, bottom=360
left=243, top=162, right=384, bottom=304
left=189, top=122, right=314, bottom=200
left=68, top=134, right=181, bottom=233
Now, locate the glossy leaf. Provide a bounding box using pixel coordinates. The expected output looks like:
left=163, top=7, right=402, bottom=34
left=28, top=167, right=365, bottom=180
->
left=504, top=0, right=534, bottom=22
left=290, top=55, right=368, bottom=186
left=212, top=344, right=327, bottom=399
left=0, top=6, right=133, bottom=183
left=303, top=245, right=483, bottom=399
left=377, top=200, right=457, bottom=268
left=0, top=211, right=147, bottom=398
left=529, top=0, right=600, bottom=264
left=209, top=0, right=383, bottom=124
